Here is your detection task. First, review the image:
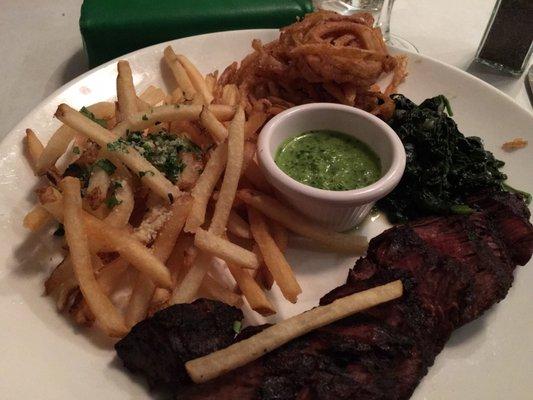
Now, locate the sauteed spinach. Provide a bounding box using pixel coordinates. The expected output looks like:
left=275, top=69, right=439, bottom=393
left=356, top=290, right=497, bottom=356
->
left=378, top=94, right=529, bottom=223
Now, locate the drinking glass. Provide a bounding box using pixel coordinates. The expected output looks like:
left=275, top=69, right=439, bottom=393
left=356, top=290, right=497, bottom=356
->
left=377, top=0, right=418, bottom=52
left=314, top=0, right=418, bottom=52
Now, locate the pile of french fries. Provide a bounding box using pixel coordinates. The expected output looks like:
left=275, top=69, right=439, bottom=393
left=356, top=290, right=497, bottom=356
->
left=23, top=46, right=368, bottom=338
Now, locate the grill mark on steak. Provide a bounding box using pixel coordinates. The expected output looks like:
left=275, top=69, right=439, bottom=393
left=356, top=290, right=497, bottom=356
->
left=367, top=225, right=470, bottom=348
left=467, top=192, right=533, bottom=265
left=410, top=212, right=513, bottom=323
left=115, top=192, right=533, bottom=400
left=115, top=300, right=243, bottom=391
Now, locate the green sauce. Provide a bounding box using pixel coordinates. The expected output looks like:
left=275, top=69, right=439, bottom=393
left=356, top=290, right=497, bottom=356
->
left=275, top=130, right=381, bottom=191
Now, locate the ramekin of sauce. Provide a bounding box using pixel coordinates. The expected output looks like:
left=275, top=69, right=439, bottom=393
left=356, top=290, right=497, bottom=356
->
left=257, top=103, right=406, bottom=231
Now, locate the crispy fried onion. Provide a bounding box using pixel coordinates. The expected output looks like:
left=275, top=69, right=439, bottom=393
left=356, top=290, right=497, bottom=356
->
left=218, top=11, right=407, bottom=120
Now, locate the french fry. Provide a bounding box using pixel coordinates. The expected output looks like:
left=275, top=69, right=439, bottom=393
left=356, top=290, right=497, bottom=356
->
left=186, top=280, right=404, bottom=383
left=163, top=46, right=197, bottom=100
left=248, top=207, right=301, bottom=303
left=36, top=102, right=115, bottom=173
left=270, top=219, right=289, bottom=252
left=183, top=245, right=198, bottom=272
left=241, top=141, right=256, bottom=176
left=85, top=168, right=110, bottom=210
left=54, top=104, right=178, bottom=202
left=218, top=62, right=238, bottom=88
left=244, top=110, right=268, bottom=140
left=97, top=258, right=130, bottom=291
left=209, top=106, right=245, bottom=236
left=72, top=256, right=130, bottom=325
left=194, top=228, right=260, bottom=270
left=38, top=186, right=173, bottom=288
left=37, top=186, right=64, bottom=215
left=238, top=189, right=368, bottom=254
left=323, top=83, right=348, bottom=105
left=36, top=125, right=76, bottom=174
left=139, top=85, right=166, bottom=107
left=113, top=104, right=235, bottom=137
left=190, top=93, right=205, bottom=106
left=178, top=152, right=203, bottom=190
left=104, top=177, right=134, bottom=228
left=227, top=210, right=252, bottom=239
left=253, top=244, right=274, bottom=289
left=200, top=106, right=228, bottom=143
left=86, top=102, right=116, bottom=120
left=60, top=177, right=127, bottom=337
left=342, top=83, right=357, bottom=106
left=170, top=249, right=210, bottom=304
left=221, top=84, right=240, bottom=107
left=132, top=202, right=172, bottom=244
left=116, top=61, right=138, bottom=121
left=83, top=203, right=108, bottom=221
left=171, top=120, right=212, bottom=150
left=176, top=54, right=214, bottom=105
left=152, top=199, right=191, bottom=263
left=226, top=261, right=275, bottom=315
left=54, top=136, right=85, bottom=176
left=167, top=234, right=195, bottom=277
left=150, top=234, right=194, bottom=311
left=45, top=184, right=118, bottom=234
left=69, top=252, right=104, bottom=326
left=200, top=274, right=242, bottom=307
left=170, top=87, right=185, bottom=104
left=184, top=143, right=227, bottom=232
left=211, top=189, right=244, bottom=209
left=136, top=97, right=151, bottom=113
left=257, top=219, right=288, bottom=289
left=168, top=235, right=195, bottom=285
left=23, top=206, right=52, bottom=231
left=69, top=290, right=94, bottom=326
left=25, top=129, right=44, bottom=174
left=205, top=73, right=217, bottom=96
left=243, top=159, right=272, bottom=193
left=84, top=216, right=173, bottom=289
left=125, top=195, right=192, bottom=327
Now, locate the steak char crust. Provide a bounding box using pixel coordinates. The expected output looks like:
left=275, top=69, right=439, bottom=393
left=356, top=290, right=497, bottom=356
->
left=115, top=300, right=243, bottom=390
left=116, top=192, right=533, bottom=399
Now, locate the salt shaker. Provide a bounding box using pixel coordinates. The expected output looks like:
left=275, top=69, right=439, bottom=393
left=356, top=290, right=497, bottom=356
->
left=475, top=0, right=533, bottom=75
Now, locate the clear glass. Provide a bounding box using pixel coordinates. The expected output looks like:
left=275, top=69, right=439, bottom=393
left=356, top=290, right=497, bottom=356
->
left=350, top=0, right=385, bottom=22
left=314, top=0, right=384, bottom=23
left=313, top=0, right=418, bottom=52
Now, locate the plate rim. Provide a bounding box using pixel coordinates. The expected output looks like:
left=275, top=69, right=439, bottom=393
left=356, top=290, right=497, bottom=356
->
left=2, top=28, right=532, bottom=148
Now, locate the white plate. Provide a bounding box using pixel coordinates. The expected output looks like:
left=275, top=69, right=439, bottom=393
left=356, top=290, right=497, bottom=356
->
left=0, top=29, right=532, bottom=400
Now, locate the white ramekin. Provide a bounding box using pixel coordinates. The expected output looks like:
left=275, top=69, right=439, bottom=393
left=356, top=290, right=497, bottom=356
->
left=257, top=103, right=406, bottom=232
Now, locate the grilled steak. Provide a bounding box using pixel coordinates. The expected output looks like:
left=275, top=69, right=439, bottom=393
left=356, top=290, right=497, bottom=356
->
left=115, top=299, right=243, bottom=390
left=115, top=192, right=533, bottom=399
left=409, top=213, right=512, bottom=323
left=467, top=191, right=533, bottom=265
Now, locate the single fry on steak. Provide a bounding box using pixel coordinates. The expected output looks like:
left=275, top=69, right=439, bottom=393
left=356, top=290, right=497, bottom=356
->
left=185, top=280, right=403, bottom=383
